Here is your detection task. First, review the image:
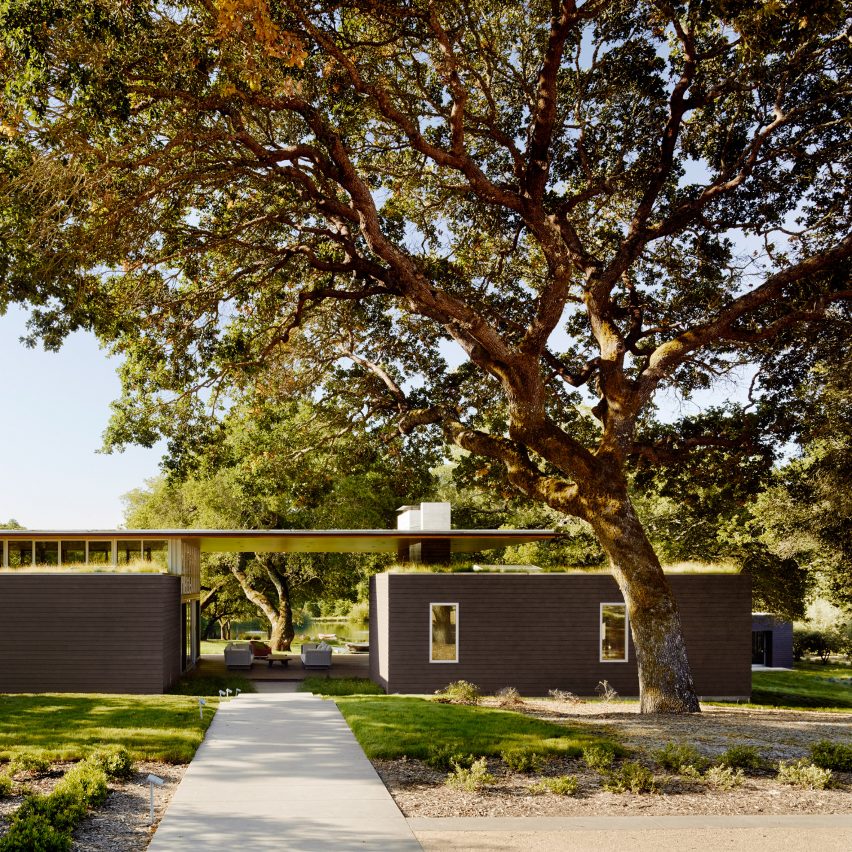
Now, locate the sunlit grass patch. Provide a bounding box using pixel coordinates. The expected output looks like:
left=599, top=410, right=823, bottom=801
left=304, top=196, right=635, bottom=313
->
left=0, top=693, right=216, bottom=763
left=335, top=695, right=621, bottom=761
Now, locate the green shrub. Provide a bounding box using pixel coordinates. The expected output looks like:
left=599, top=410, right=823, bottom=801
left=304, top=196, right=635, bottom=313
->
left=15, top=791, right=86, bottom=833
left=653, top=743, right=709, bottom=773
left=704, top=766, right=745, bottom=790
left=810, top=740, right=852, bottom=772
left=424, top=745, right=475, bottom=772
left=0, top=811, right=72, bottom=852
left=0, top=753, right=115, bottom=852
left=717, top=745, right=763, bottom=771
left=8, top=752, right=51, bottom=777
left=777, top=759, right=833, bottom=790
left=502, top=748, right=546, bottom=773
left=446, top=757, right=494, bottom=792
left=88, top=746, right=134, bottom=780
left=603, top=761, right=656, bottom=794
left=55, top=761, right=108, bottom=809
left=0, top=773, right=13, bottom=797
left=583, top=743, right=616, bottom=772
left=435, top=680, right=482, bottom=705
left=679, top=764, right=703, bottom=780
left=794, top=628, right=839, bottom=664
left=530, top=774, right=579, bottom=796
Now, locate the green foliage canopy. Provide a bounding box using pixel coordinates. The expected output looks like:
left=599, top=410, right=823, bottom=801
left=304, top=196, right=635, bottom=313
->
left=2, top=0, right=850, bottom=709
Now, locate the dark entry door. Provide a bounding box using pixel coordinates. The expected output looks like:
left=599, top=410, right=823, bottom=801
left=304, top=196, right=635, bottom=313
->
left=752, top=630, right=773, bottom=665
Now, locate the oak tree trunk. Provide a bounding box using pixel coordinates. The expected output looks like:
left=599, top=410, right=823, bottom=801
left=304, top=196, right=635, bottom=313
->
left=268, top=584, right=295, bottom=651
left=589, top=495, right=701, bottom=713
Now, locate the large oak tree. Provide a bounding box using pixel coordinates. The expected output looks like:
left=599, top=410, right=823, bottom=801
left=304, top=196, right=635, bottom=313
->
left=1, top=0, right=850, bottom=711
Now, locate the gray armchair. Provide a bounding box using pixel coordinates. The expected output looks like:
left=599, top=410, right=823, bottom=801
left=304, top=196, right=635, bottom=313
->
left=300, top=642, right=333, bottom=668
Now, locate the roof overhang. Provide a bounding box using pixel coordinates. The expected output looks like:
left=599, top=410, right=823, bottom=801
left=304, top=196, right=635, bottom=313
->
left=1, top=529, right=559, bottom=554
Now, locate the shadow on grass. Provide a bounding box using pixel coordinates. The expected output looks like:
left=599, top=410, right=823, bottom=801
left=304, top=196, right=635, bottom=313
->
left=0, top=692, right=217, bottom=762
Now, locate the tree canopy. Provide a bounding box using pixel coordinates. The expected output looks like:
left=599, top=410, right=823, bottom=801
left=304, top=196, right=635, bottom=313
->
left=1, top=0, right=850, bottom=711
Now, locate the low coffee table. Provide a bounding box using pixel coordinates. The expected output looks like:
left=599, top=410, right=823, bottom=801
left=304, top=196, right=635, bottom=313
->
left=265, top=654, right=290, bottom=668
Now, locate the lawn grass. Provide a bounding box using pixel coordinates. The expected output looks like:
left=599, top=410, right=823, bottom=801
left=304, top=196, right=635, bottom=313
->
left=0, top=693, right=217, bottom=763
left=298, top=677, right=384, bottom=696
left=334, top=695, right=621, bottom=760
left=168, top=671, right=256, bottom=697
left=748, top=661, right=852, bottom=710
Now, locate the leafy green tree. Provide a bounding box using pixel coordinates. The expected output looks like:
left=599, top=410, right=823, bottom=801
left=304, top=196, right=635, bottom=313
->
left=2, top=0, right=850, bottom=711
left=123, top=393, right=433, bottom=648
left=0, top=520, right=24, bottom=529
left=748, top=352, right=852, bottom=611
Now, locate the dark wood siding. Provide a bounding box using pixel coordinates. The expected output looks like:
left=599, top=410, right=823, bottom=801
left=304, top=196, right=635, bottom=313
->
left=0, top=574, right=182, bottom=693
left=372, top=573, right=750, bottom=698
left=752, top=614, right=794, bottom=669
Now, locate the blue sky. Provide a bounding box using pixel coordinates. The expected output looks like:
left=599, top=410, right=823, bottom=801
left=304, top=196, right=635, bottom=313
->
left=0, top=306, right=165, bottom=528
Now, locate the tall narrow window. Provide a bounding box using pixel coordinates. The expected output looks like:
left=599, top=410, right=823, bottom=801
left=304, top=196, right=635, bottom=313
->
left=430, top=603, right=458, bottom=662
left=600, top=603, right=628, bottom=662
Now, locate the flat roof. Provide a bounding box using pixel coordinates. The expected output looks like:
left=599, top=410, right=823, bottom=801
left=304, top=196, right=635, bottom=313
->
left=0, top=529, right=558, bottom=554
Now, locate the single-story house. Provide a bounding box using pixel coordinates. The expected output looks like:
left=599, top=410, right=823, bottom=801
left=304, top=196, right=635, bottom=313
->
left=0, top=506, right=554, bottom=693
left=0, top=503, right=753, bottom=698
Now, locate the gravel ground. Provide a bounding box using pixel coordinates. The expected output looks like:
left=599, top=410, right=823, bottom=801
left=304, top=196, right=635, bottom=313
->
left=376, top=700, right=852, bottom=818
left=0, top=761, right=186, bottom=852
left=1, top=702, right=848, bottom=847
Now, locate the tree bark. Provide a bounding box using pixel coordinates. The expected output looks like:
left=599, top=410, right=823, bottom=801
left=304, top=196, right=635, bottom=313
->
left=229, top=554, right=296, bottom=651
left=267, top=574, right=295, bottom=651
left=588, top=493, right=701, bottom=713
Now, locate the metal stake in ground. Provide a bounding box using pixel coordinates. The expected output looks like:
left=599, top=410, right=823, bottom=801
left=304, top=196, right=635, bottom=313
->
left=147, top=774, right=164, bottom=825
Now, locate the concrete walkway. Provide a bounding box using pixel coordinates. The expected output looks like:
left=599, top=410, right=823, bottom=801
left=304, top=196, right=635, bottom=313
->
left=148, top=692, right=421, bottom=851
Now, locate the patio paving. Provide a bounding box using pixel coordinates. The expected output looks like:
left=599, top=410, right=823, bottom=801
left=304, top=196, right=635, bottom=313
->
left=197, top=652, right=370, bottom=682
left=148, top=691, right=421, bottom=851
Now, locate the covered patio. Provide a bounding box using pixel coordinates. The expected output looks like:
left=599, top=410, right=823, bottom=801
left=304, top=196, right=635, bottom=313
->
left=196, top=652, right=371, bottom=684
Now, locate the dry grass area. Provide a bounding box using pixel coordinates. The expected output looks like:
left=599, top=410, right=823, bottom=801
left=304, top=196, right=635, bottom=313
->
left=375, top=699, right=852, bottom=818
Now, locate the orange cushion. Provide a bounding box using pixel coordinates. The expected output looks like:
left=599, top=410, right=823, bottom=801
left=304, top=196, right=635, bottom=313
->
left=250, top=640, right=271, bottom=657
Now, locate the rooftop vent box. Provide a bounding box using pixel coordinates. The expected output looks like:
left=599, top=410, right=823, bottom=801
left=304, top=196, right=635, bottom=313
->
left=397, top=502, right=451, bottom=531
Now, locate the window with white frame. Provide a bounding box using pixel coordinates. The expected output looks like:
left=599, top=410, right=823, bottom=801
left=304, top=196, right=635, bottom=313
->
left=600, top=603, right=628, bottom=662
left=430, top=603, right=458, bottom=662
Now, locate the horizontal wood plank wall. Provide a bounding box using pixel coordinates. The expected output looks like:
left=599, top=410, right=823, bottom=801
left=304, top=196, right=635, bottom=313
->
left=0, top=574, right=182, bottom=694
left=379, top=573, right=750, bottom=698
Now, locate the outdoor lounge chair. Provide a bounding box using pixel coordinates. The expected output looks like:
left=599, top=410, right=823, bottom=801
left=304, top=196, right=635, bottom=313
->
left=300, top=642, right=333, bottom=669
left=224, top=642, right=253, bottom=669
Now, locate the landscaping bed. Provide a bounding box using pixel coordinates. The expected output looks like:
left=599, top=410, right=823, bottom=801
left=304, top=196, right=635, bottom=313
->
left=369, top=699, right=852, bottom=818
left=0, top=760, right=185, bottom=852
